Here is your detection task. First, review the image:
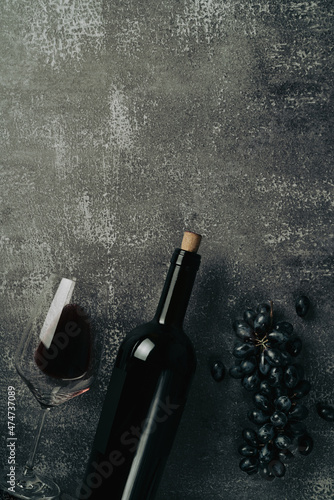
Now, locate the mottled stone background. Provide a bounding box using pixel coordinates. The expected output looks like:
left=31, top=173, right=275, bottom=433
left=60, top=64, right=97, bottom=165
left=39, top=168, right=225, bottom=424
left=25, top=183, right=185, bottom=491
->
left=0, top=0, right=333, bottom=499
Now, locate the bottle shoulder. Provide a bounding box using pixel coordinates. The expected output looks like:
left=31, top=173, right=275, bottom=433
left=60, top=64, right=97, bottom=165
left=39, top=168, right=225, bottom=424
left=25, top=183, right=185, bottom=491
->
left=116, top=320, right=196, bottom=374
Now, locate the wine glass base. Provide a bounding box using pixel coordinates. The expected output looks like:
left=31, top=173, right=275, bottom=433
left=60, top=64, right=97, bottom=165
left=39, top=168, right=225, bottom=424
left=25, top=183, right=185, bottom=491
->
left=0, top=470, right=60, bottom=500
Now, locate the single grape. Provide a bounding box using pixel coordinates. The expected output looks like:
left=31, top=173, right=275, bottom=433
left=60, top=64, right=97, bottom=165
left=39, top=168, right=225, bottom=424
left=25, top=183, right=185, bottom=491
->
left=316, top=402, right=334, bottom=422
left=264, top=348, right=282, bottom=367
left=229, top=365, right=244, bottom=379
left=268, top=366, right=283, bottom=387
left=297, top=433, right=313, bottom=455
left=243, top=309, right=257, bottom=327
left=240, top=356, right=257, bottom=375
left=257, top=303, right=271, bottom=314
left=254, top=313, right=271, bottom=335
left=239, top=456, right=259, bottom=473
left=292, top=380, right=311, bottom=399
left=233, top=319, right=254, bottom=341
left=278, top=449, right=294, bottom=463
left=259, top=463, right=275, bottom=481
left=242, top=370, right=261, bottom=391
left=242, top=428, right=258, bottom=447
left=259, top=443, right=275, bottom=464
left=275, top=321, right=293, bottom=335
left=285, top=336, right=302, bottom=357
left=259, top=351, right=271, bottom=376
left=248, top=409, right=270, bottom=425
left=257, top=423, right=275, bottom=443
left=284, top=365, right=300, bottom=389
left=270, top=411, right=288, bottom=428
left=274, top=395, right=292, bottom=413
left=233, top=342, right=257, bottom=359
left=254, top=393, right=271, bottom=412
left=211, top=361, right=225, bottom=382
left=274, top=434, right=291, bottom=450
left=267, top=331, right=287, bottom=345
left=260, top=380, right=273, bottom=398
left=238, top=443, right=258, bottom=457
left=269, top=459, right=286, bottom=478
left=273, top=385, right=288, bottom=398
left=295, top=295, right=311, bottom=318
left=288, top=403, right=309, bottom=420
left=268, top=367, right=283, bottom=387
left=279, top=351, right=293, bottom=367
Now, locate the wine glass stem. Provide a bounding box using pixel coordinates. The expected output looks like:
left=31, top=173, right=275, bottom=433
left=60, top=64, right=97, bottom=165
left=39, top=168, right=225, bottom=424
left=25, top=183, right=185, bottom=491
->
left=23, top=407, right=50, bottom=476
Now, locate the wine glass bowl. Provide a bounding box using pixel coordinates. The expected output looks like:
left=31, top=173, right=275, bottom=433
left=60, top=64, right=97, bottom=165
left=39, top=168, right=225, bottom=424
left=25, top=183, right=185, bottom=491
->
left=15, top=277, right=102, bottom=408
left=0, top=274, right=106, bottom=499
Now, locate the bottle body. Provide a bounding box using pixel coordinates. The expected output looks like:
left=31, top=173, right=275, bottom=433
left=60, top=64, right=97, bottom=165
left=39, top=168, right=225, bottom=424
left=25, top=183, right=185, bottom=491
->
left=79, top=248, right=200, bottom=500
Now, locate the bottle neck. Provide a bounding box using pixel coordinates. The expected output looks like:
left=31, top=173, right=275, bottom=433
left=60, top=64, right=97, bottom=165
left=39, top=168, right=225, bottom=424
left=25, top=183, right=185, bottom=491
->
left=154, top=249, right=201, bottom=328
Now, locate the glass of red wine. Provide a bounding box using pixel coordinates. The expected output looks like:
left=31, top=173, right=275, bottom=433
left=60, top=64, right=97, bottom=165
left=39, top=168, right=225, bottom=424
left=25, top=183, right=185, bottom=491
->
left=0, top=274, right=107, bottom=499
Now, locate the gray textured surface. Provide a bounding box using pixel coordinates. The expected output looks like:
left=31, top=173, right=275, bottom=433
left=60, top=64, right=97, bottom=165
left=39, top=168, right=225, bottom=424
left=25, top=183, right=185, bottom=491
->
left=1, top=0, right=333, bottom=499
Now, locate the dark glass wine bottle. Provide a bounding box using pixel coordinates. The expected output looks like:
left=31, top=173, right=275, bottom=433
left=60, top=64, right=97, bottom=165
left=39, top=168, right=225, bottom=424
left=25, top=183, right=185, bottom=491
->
left=78, top=231, right=202, bottom=500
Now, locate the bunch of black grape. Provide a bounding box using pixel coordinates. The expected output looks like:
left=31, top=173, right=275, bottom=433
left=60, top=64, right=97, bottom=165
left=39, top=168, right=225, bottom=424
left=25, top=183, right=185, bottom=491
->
left=229, top=301, right=313, bottom=479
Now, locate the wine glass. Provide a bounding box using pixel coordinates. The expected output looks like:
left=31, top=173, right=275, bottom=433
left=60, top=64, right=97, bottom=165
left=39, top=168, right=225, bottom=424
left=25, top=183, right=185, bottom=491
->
left=0, top=274, right=107, bottom=499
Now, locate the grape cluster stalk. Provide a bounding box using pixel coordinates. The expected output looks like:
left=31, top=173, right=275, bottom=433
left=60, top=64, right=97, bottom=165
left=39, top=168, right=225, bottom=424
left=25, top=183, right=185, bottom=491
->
left=230, top=301, right=313, bottom=479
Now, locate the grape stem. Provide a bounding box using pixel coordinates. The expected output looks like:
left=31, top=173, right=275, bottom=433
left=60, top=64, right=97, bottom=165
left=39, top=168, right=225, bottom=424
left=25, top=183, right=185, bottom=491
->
left=254, top=336, right=269, bottom=350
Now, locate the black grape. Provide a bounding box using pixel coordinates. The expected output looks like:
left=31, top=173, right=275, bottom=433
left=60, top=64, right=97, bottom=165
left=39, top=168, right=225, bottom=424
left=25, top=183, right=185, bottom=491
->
left=242, top=428, right=258, bottom=447
left=297, top=433, right=313, bottom=455
left=248, top=409, right=270, bottom=425
left=284, top=365, right=300, bottom=389
left=254, top=313, right=271, bottom=335
left=288, top=403, right=309, bottom=420
left=316, top=402, right=334, bottom=422
left=278, top=449, right=294, bottom=463
left=242, top=371, right=261, bottom=391
left=274, top=396, right=292, bottom=413
left=279, top=351, right=292, bottom=367
left=239, top=457, right=259, bottom=473
left=267, top=331, right=287, bottom=345
left=259, top=464, right=275, bottom=481
left=233, top=319, right=254, bottom=341
left=268, top=366, right=284, bottom=387
left=233, top=342, right=257, bottom=359
left=275, top=321, right=293, bottom=335
left=264, top=348, right=282, bottom=367
left=293, top=380, right=311, bottom=399
left=259, top=351, right=271, bottom=375
left=211, top=361, right=225, bottom=382
left=254, top=393, right=271, bottom=412
left=257, top=303, right=271, bottom=315
left=229, top=365, right=244, bottom=379
left=274, top=434, right=291, bottom=450
left=259, top=443, right=275, bottom=464
left=240, top=356, right=257, bottom=375
left=269, top=460, right=286, bottom=478
left=257, top=423, right=275, bottom=443
left=260, top=380, right=273, bottom=398
left=243, top=309, right=257, bottom=327
left=285, top=337, right=302, bottom=357
left=270, top=411, right=288, bottom=428
left=295, top=295, right=311, bottom=318
left=238, top=444, right=258, bottom=457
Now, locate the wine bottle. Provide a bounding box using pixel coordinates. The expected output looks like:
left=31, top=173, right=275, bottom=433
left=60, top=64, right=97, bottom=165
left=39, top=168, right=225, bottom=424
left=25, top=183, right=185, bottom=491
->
left=78, top=231, right=202, bottom=500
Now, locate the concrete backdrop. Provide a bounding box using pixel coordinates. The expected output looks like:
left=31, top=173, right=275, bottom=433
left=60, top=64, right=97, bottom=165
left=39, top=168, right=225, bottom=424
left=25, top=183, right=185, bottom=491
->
left=0, top=0, right=333, bottom=499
